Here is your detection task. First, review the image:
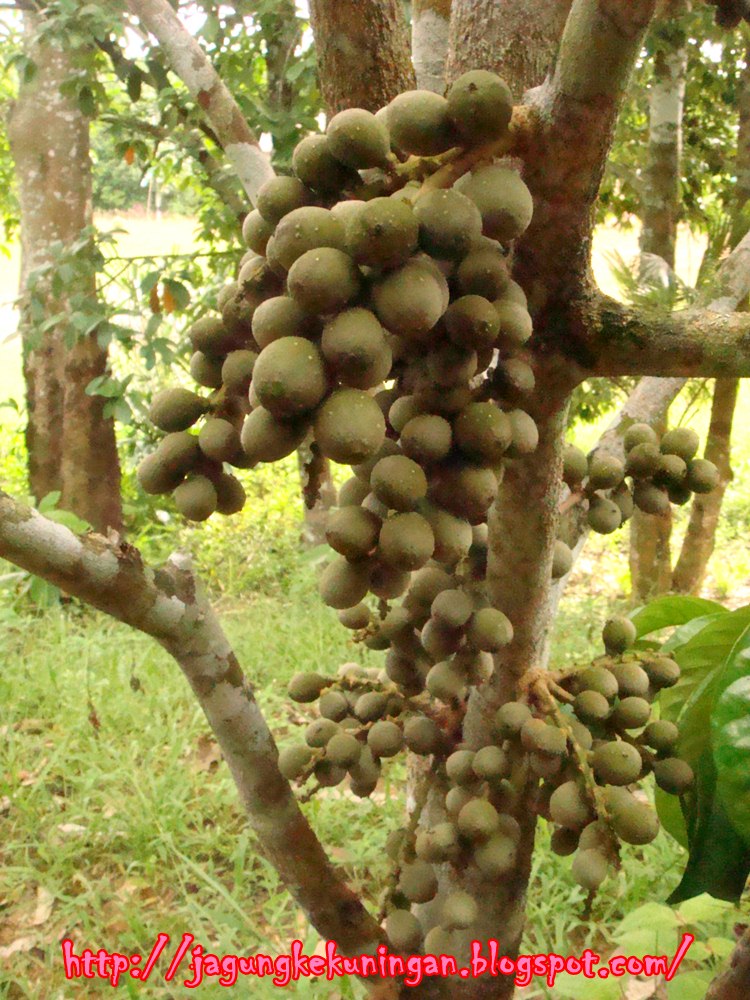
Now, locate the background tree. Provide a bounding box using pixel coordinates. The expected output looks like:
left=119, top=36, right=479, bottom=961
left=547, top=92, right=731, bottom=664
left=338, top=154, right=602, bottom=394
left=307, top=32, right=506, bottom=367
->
left=7, top=12, right=122, bottom=532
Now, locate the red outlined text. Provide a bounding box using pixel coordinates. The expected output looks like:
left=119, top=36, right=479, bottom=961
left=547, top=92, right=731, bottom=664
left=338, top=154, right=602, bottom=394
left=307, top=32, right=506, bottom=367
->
left=61, top=933, right=695, bottom=989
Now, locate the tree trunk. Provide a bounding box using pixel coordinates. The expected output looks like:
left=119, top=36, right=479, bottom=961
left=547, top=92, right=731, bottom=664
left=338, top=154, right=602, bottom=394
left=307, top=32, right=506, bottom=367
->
left=308, top=0, right=415, bottom=114
left=629, top=503, right=673, bottom=602
left=671, top=50, right=750, bottom=591
left=672, top=377, right=739, bottom=593
left=706, top=926, right=750, bottom=1000
left=628, top=2, right=688, bottom=601
left=446, top=0, right=573, bottom=98
left=412, top=0, right=452, bottom=93
left=639, top=0, right=689, bottom=268
left=731, top=40, right=750, bottom=246
left=7, top=17, right=122, bottom=533
left=627, top=386, right=674, bottom=604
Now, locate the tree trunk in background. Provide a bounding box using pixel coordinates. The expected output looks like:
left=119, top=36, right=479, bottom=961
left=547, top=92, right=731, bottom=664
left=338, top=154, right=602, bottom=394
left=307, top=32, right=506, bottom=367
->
left=639, top=0, right=689, bottom=267
left=731, top=40, right=750, bottom=246
left=669, top=49, right=750, bottom=593
left=628, top=1, right=688, bottom=602
left=308, top=0, right=415, bottom=114
left=627, top=379, right=674, bottom=605
left=446, top=0, right=573, bottom=98
left=7, top=18, right=122, bottom=533
left=672, top=377, right=739, bottom=593
left=412, top=0, right=451, bottom=93
left=629, top=500, right=673, bottom=602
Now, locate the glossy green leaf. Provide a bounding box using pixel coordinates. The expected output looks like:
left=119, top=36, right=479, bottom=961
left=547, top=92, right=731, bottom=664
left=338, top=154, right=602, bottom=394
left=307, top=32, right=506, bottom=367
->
left=659, top=607, right=750, bottom=722
left=654, top=607, right=750, bottom=901
left=631, top=595, right=726, bottom=638
left=668, top=748, right=750, bottom=903
left=713, top=675, right=750, bottom=842
left=655, top=784, right=689, bottom=849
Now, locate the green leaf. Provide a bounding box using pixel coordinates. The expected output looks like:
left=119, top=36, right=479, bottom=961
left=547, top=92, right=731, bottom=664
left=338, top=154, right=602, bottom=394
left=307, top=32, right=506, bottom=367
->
left=47, top=509, right=91, bottom=533
left=668, top=749, right=750, bottom=904
left=145, top=314, right=162, bottom=339
left=77, top=84, right=96, bottom=117
left=162, top=277, right=191, bottom=310
left=28, top=575, right=60, bottom=608
left=656, top=784, right=689, bottom=849
left=140, top=270, right=162, bottom=295
left=659, top=607, right=750, bottom=722
left=667, top=971, right=714, bottom=1000
left=542, top=972, right=622, bottom=1000
left=126, top=68, right=142, bottom=103
left=658, top=607, right=750, bottom=902
left=37, top=491, right=62, bottom=513
left=676, top=893, right=735, bottom=925
left=617, top=901, right=680, bottom=937
left=631, top=595, right=726, bottom=638
left=707, top=936, right=736, bottom=959
left=713, top=675, right=750, bottom=842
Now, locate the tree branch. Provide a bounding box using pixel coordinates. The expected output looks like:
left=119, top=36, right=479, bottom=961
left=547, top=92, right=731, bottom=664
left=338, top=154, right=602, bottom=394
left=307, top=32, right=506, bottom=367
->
left=0, top=490, right=384, bottom=955
left=124, top=0, right=274, bottom=203
left=518, top=0, right=657, bottom=297
left=568, top=294, right=750, bottom=378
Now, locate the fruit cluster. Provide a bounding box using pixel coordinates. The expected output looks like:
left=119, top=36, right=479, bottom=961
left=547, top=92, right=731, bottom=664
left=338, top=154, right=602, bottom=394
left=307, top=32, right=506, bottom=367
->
left=552, top=426, right=720, bottom=579
left=138, top=70, right=531, bottom=531
left=283, top=613, right=692, bottom=950
left=137, top=70, right=712, bottom=951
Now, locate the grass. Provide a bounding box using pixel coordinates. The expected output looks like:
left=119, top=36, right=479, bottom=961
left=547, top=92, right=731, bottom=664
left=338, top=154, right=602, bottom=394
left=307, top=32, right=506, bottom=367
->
left=0, top=585, right=402, bottom=999
left=1, top=563, right=739, bottom=999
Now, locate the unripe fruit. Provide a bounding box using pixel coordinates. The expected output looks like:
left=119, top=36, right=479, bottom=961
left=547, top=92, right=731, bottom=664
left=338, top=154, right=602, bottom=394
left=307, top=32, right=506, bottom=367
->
left=441, top=891, right=479, bottom=930
left=278, top=744, right=314, bottom=780
left=592, top=740, right=643, bottom=785
left=399, top=860, right=438, bottom=903
left=572, top=849, right=609, bottom=891
left=550, top=781, right=594, bottom=830
left=653, top=757, right=694, bottom=795
left=602, top=616, right=637, bottom=655
left=494, top=701, right=531, bottom=739
left=386, top=909, right=423, bottom=953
